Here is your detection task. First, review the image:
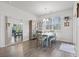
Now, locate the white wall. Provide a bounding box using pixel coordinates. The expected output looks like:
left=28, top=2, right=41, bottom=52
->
left=0, top=2, right=37, bottom=47
left=38, top=8, right=73, bottom=43
left=72, top=1, right=77, bottom=56
left=0, top=16, right=6, bottom=47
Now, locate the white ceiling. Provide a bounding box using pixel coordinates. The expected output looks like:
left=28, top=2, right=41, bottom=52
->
left=4, top=1, right=74, bottom=16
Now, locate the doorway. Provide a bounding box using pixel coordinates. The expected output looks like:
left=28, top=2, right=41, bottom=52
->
left=5, top=16, right=23, bottom=46
left=77, top=3, right=79, bottom=17
left=29, top=20, right=32, bottom=40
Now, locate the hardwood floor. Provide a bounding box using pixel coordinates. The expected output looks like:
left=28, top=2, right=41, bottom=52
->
left=0, top=40, right=75, bottom=57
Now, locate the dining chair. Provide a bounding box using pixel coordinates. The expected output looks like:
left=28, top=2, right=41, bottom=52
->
left=36, top=31, right=47, bottom=47
left=36, top=31, right=42, bottom=47
left=41, top=35, right=48, bottom=47
left=48, top=33, right=56, bottom=47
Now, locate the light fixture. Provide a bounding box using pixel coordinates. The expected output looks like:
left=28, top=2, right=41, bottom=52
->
left=64, top=16, right=70, bottom=21
left=43, top=18, right=49, bottom=22
left=44, top=8, right=47, bottom=10
left=20, top=23, right=23, bottom=25
left=46, top=19, right=49, bottom=21
left=43, top=18, right=46, bottom=22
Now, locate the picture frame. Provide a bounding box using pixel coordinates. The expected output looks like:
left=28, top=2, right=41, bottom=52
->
left=64, top=22, right=69, bottom=26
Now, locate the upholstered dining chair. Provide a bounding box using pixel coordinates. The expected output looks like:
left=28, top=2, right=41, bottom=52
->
left=36, top=31, right=47, bottom=47
left=48, top=32, right=56, bottom=47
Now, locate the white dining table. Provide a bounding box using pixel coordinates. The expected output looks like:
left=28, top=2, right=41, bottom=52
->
left=42, top=32, right=55, bottom=36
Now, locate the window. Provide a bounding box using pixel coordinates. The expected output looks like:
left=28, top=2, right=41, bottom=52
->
left=52, top=16, right=61, bottom=30
left=42, top=16, right=61, bottom=30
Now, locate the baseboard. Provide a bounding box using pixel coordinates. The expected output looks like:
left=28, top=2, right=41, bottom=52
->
left=56, top=40, right=74, bottom=45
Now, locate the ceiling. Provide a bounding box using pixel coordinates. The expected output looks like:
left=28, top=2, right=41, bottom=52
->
left=4, top=1, right=74, bottom=16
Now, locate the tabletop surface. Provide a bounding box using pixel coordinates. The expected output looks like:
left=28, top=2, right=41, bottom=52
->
left=42, top=32, right=55, bottom=36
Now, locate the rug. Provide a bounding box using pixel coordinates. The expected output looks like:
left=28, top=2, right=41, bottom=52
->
left=59, top=43, right=75, bottom=54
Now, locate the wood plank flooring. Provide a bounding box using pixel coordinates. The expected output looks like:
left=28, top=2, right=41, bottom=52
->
left=0, top=40, right=75, bottom=57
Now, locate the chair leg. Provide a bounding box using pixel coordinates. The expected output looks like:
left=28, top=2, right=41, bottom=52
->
left=49, top=40, right=52, bottom=48
left=36, top=39, right=39, bottom=48
left=41, top=41, right=43, bottom=48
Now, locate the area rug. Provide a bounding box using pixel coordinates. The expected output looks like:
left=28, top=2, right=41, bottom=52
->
left=59, top=43, right=75, bottom=54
